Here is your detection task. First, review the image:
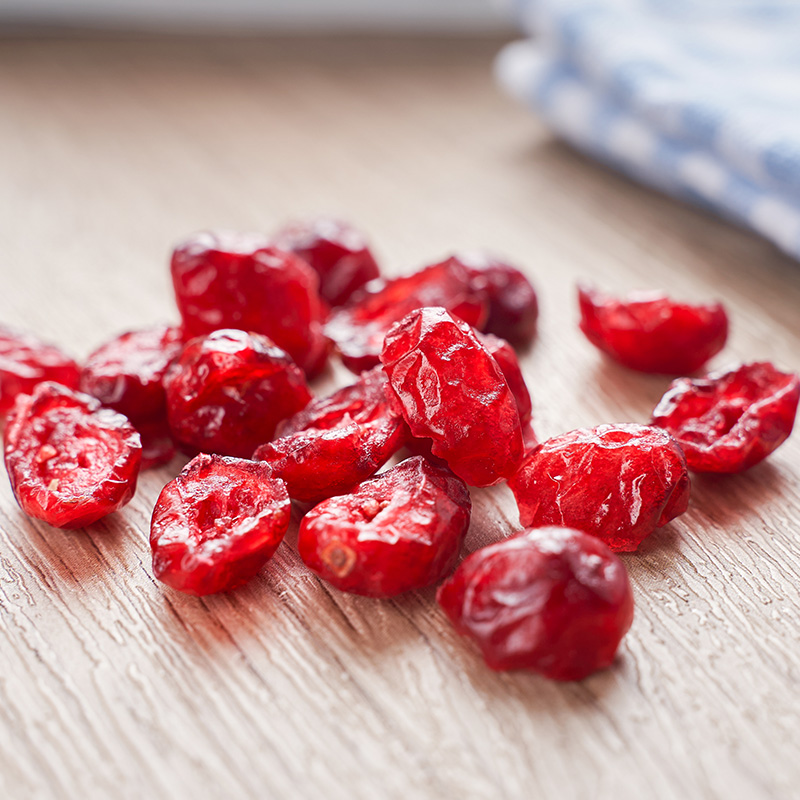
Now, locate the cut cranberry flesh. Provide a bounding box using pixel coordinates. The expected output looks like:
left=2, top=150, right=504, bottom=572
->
left=437, top=526, right=634, bottom=681
left=170, top=230, right=329, bottom=376
left=0, top=325, right=80, bottom=416
left=253, top=366, right=408, bottom=503
left=150, top=453, right=290, bottom=595
left=298, top=456, right=471, bottom=598
left=578, top=285, right=728, bottom=374
left=477, top=332, right=532, bottom=425
left=4, top=382, right=141, bottom=528
left=325, top=259, right=488, bottom=373
left=381, top=306, right=524, bottom=487
left=273, top=218, right=380, bottom=308
left=509, top=423, right=690, bottom=552
left=651, top=362, right=800, bottom=473
left=165, top=329, right=311, bottom=459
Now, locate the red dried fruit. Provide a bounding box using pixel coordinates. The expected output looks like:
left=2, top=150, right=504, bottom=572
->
left=381, top=307, right=524, bottom=487
left=325, top=259, right=488, bottom=373
left=253, top=366, right=408, bottom=503
left=578, top=285, right=728, bottom=374
left=651, top=362, right=800, bottom=473
left=0, top=325, right=80, bottom=415
left=137, top=418, right=176, bottom=470
left=4, top=382, right=141, bottom=528
left=273, top=218, right=380, bottom=307
left=170, top=230, right=329, bottom=376
left=298, top=456, right=471, bottom=597
left=509, top=423, right=689, bottom=552
left=437, top=526, right=634, bottom=681
left=165, top=329, right=311, bottom=458
left=150, top=453, right=290, bottom=595
left=477, top=332, right=532, bottom=424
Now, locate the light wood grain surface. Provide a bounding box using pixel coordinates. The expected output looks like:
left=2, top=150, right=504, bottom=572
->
left=1, top=34, right=799, bottom=800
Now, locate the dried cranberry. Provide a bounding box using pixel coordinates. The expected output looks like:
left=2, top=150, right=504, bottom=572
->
left=298, top=456, right=470, bottom=597
left=325, top=259, right=487, bottom=373
left=4, top=382, right=141, bottom=528
left=0, top=325, right=80, bottom=415
left=165, top=329, right=311, bottom=458
left=477, top=332, right=532, bottom=424
left=381, top=307, right=524, bottom=487
left=150, top=453, right=290, bottom=595
left=437, top=526, right=634, bottom=681
left=253, top=366, right=408, bottom=503
left=509, top=424, right=689, bottom=552
left=578, top=285, right=728, bottom=374
left=170, top=230, right=329, bottom=376
left=273, top=218, right=380, bottom=307
left=137, top=418, right=176, bottom=470
left=652, top=362, right=800, bottom=473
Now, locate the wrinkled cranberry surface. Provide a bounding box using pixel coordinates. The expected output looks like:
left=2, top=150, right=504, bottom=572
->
left=150, top=453, right=290, bottom=595
left=325, top=259, right=488, bottom=373
left=253, top=366, right=408, bottom=503
left=165, top=329, right=311, bottom=458
left=170, top=230, right=329, bottom=376
left=381, top=307, right=524, bottom=487
left=437, top=526, right=634, bottom=681
left=4, top=382, right=141, bottom=528
left=299, top=456, right=471, bottom=597
left=273, top=218, right=380, bottom=308
left=509, top=423, right=689, bottom=551
left=652, top=362, right=800, bottom=473
left=0, top=325, right=80, bottom=415
left=477, top=332, right=532, bottom=425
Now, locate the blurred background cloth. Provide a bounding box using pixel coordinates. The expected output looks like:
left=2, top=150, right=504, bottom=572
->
left=496, top=0, right=800, bottom=261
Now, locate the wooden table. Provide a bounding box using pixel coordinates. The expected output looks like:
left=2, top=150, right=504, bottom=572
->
left=1, top=34, right=799, bottom=800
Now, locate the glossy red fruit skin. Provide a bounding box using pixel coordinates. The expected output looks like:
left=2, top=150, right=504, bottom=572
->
left=509, top=423, right=690, bottom=552
left=651, top=362, right=800, bottom=473
left=381, top=307, right=524, bottom=487
left=477, top=332, right=532, bottom=425
left=578, top=285, right=728, bottom=374
left=4, top=382, right=141, bottom=528
left=298, top=456, right=471, bottom=598
left=437, top=526, right=634, bottom=681
left=273, top=218, right=380, bottom=308
left=170, top=230, right=329, bottom=376
left=325, top=260, right=488, bottom=373
left=150, top=453, right=290, bottom=596
left=164, top=329, right=311, bottom=459
left=0, top=325, right=80, bottom=415
left=253, top=366, right=408, bottom=503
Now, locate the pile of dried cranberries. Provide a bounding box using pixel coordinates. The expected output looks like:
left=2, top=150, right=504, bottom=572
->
left=2, top=217, right=798, bottom=683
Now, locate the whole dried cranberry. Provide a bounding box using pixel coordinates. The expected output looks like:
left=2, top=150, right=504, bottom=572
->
left=578, top=285, right=728, bottom=374
left=4, top=382, right=141, bottom=528
left=150, top=453, right=290, bottom=595
left=509, top=424, right=689, bottom=552
left=0, top=325, right=80, bottom=415
left=253, top=366, right=408, bottom=503
left=651, top=362, right=800, bottom=473
left=273, top=218, right=380, bottom=307
left=298, top=456, right=470, bottom=597
left=437, top=526, right=634, bottom=681
left=381, top=307, right=524, bottom=487
left=325, top=259, right=487, bottom=373
left=477, top=332, right=532, bottom=425
left=170, top=230, right=329, bottom=376
left=165, top=329, right=311, bottom=458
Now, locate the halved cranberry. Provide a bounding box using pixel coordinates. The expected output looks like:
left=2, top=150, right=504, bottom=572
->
left=4, top=382, right=141, bottom=528
left=273, top=218, right=380, bottom=307
left=150, top=453, right=290, bottom=595
left=0, top=325, right=80, bottom=415
left=381, top=307, right=524, bottom=487
left=578, top=285, right=728, bottom=374
left=652, top=362, right=800, bottom=473
left=509, top=423, right=689, bottom=552
left=437, top=526, right=634, bottom=681
left=298, top=456, right=470, bottom=597
left=165, top=329, right=311, bottom=458
left=477, top=332, right=532, bottom=424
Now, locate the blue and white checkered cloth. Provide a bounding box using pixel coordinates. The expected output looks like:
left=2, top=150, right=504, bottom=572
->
left=496, top=0, right=800, bottom=259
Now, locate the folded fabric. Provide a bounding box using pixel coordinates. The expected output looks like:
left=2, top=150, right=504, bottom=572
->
left=496, top=0, right=800, bottom=259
